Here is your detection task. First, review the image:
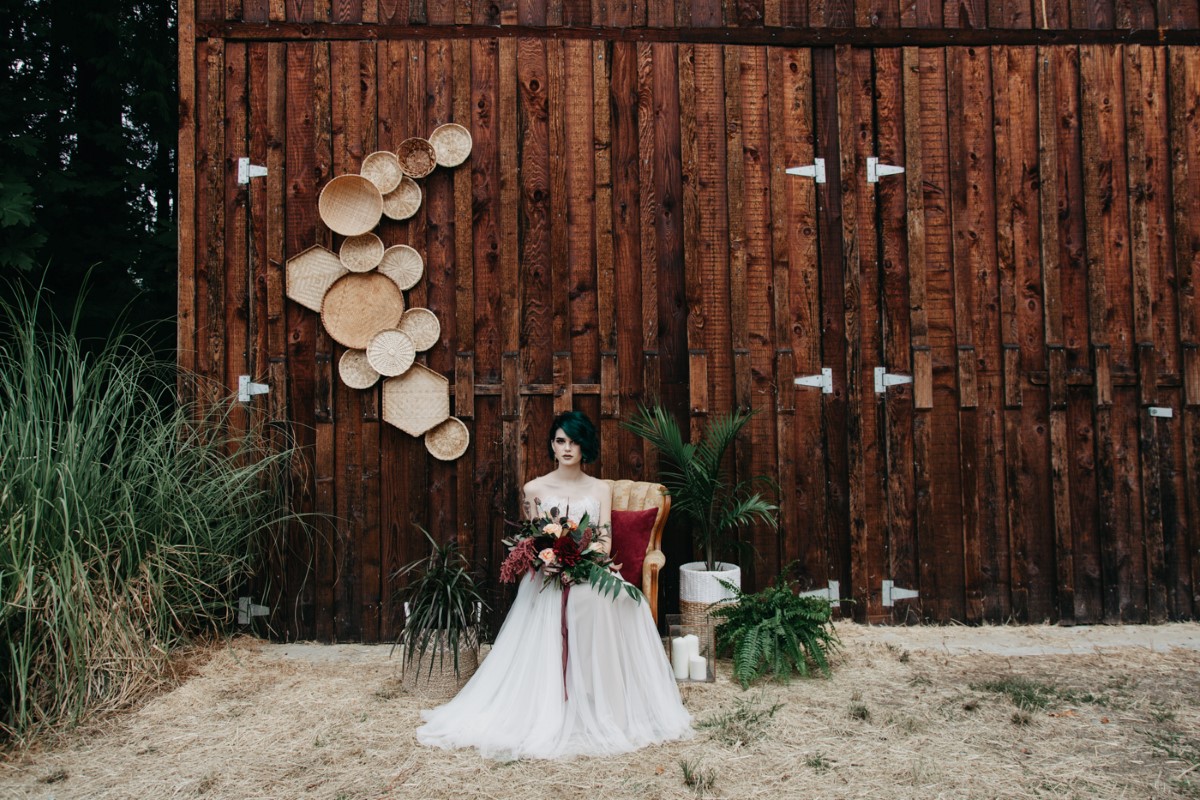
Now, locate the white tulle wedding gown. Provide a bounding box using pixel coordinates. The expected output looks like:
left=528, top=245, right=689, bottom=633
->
left=416, top=495, right=693, bottom=760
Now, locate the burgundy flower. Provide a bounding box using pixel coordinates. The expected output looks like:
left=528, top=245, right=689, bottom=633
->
left=499, top=537, right=537, bottom=583
left=552, top=536, right=581, bottom=567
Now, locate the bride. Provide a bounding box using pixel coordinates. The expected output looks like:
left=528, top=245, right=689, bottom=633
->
left=416, top=411, right=693, bottom=759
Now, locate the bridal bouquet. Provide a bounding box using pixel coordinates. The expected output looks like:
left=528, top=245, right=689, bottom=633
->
left=499, top=501, right=641, bottom=603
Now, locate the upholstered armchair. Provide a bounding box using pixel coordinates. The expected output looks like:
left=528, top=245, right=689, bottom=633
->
left=604, top=479, right=671, bottom=625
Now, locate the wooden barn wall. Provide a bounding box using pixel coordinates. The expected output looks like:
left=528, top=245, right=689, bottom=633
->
left=179, top=3, right=1200, bottom=639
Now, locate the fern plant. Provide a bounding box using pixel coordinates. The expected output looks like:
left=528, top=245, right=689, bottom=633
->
left=711, top=568, right=839, bottom=688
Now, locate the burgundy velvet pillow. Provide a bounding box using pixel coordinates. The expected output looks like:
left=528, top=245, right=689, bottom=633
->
left=610, top=508, right=659, bottom=586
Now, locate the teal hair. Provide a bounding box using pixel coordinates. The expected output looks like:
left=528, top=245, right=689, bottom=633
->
left=548, top=411, right=599, bottom=464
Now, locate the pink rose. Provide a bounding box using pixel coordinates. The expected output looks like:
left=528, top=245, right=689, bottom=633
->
left=542, top=522, right=563, bottom=537
left=538, top=548, right=556, bottom=565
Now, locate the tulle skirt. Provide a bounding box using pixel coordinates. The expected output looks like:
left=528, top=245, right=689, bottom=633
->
left=416, top=571, right=693, bottom=760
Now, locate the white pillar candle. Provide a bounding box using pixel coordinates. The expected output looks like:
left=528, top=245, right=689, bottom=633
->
left=671, top=637, right=690, bottom=680
left=683, top=633, right=700, bottom=660
left=689, top=654, right=707, bottom=681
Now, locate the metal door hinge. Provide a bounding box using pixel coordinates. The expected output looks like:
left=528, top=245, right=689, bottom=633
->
left=237, top=597, right=270, bottom=624
left=881, top=580, right=919, bottom=607
left=237, top=157, right=269, bottom=184
left=874, top=367, right=913, bottom=394
left=795, top=367, right=833, bottom=394
left=867, top=156, right=905, bottom=183
left=238, top=375, right=270, bottom=403
left=785, top=158, right=827, bottom=184
left=799, top=580, right=841, bottom=607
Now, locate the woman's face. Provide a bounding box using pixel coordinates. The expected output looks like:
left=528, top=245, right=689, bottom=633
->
left=552, top=428, right=582, bottom=465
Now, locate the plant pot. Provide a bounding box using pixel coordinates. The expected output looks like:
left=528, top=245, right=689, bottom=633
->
left=679, top=561, right=741, bottom=605
left=678, top=562, right=740, bottom=665
left=400, top=626, right=480, bottom=699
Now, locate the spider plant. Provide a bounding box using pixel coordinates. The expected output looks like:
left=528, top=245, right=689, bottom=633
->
left=394, top=528, right=487, bottom=680
left=622, top=404, right=778, bottom=572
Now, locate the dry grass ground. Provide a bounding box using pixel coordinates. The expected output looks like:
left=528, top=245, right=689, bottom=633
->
left=2, top=622, right=1198, bottom=800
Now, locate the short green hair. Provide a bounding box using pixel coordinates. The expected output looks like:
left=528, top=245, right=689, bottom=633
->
left=548, top=411, right=599, bottom=464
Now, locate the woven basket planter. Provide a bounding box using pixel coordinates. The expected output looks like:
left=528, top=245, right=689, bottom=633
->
left=679, top=561, right=740, bottom=635
left=400, top=628, right=481, bottom=700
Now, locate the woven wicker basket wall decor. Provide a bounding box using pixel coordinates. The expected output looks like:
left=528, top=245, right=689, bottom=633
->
left=282, top=123, right=474, bottom=459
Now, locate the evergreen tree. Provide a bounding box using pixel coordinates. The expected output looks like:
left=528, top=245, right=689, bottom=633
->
left=1, top=0, right=177, bottom=346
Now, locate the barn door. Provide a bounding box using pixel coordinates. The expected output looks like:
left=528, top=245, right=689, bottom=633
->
left=804, top=47, right=909, bottom=623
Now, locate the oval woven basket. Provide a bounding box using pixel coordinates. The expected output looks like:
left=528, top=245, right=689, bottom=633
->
left=381, top=176, right=422, bottom=221
left=429, top=123, right=473, bottom=168
left=360, top=150, right=404, bottom=194
left=320, top=273, right=405, bottom=350
left=339, top=232, right=385, bottom=272
left=318, top=174, right=383, bottom=237
left=366, top=329, right=416, bottom=377
left=377, top=244, right=424, bottom=291
left=396, top=137, right=437, bottom=178
left=338, top=349, right=380, bottom=389
left=398, top=307, right=440, bottom=352
left=425, top=417, right=470, bottom=461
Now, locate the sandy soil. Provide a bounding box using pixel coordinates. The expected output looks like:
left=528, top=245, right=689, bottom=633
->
left=2, top=622, right=1198, bottom=800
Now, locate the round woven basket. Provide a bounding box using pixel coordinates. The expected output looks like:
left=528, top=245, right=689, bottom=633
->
left=381, top=176, right=422, bottom=221
left=399, top=635, right=480, bottom=699
left=318, top=174, right=383, bottom=236
left=285, top=245, right=347, bottom=312
left=398, top=307, right=440, bottom=352
left=377, top=244, right=424, bottom=291
left=360, top=150, right=404, bottom=194
left=425, top=417, right=470, bottom=461
left=366, top=329, right=416, bottom=377
left=397, top=137, right=437, bottom=178
left=338, top=349, right=380, bottom=389
left=339, top=232, right=385, bottom=272
left=429, top=123, right=473, bottom=168
left=320, top=273, right=405, bottom=349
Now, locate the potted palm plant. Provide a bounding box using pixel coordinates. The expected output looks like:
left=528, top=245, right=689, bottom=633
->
left=393, top=528, right=487, bottom=698
left=622, top=404, right=778, bottom=615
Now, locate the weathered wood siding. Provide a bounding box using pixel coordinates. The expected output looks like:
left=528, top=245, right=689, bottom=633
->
left=179, top=1, right=1200, bottom=639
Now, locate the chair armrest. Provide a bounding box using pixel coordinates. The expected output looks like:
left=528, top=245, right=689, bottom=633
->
left=642, top=549, right=665, bottom=578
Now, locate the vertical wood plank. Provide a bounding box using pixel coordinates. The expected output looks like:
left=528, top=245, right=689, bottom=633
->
left=549, top=40, right=573, bottom=416
left=678, top=44, right=708, bottom=443
left=179, top=1, right=198, bottom=407
left=499, top=37, right=523, bottom=506
left=565, top=41, right=598, bottom=393
left=196, top=39, right=226, bottom=418
left=593, top=41, right=619, bottom=475
left=875, top=48, right=919, bottom=622
left=611, top=40, right=643, bottom=476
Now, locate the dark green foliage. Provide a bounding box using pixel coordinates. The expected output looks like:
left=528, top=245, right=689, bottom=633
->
left=1, top=0, right=177, bottom=343
left=0, top=286, right=301, bottom=742
left=711, top=568, right=839, bottom=689
left=622, top=404, right=778, bottom=571
left=395, top=530, right=488, bottom=680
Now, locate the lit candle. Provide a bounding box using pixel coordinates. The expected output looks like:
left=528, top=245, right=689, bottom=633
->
left=689, top=654, right=707, bottom=681
left=671, top=637, right=690, bottom=680
left=683, top=634, right=700, bottom=660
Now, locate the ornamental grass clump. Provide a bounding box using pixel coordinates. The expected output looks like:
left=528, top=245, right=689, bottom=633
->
left=711, top=567, right=840, bottom=689
left=0, top=287, right=298, bottom=744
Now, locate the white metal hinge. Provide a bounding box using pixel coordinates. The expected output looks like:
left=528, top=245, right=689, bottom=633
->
left=881, top=580, right=919, bottom=607
left=238, top=375, right=270, bottom=403
left=237, top=597, right=270, bottom=624
left=1148, top=406, right=1174, bottom=418
left=785, top=158, right=827, bottom=184
left=794, top=367, right=833, bottom=394
left=866, top=156, right=905, bottom=183
left=799, top=580, right=841, bottom=607
left=874, top=367, right=913, bottom=394
left=237, top=157, right=269, bottom=184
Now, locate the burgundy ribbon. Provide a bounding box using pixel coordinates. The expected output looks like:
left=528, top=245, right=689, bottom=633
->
left=560, top=583, right=571, bottom=701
